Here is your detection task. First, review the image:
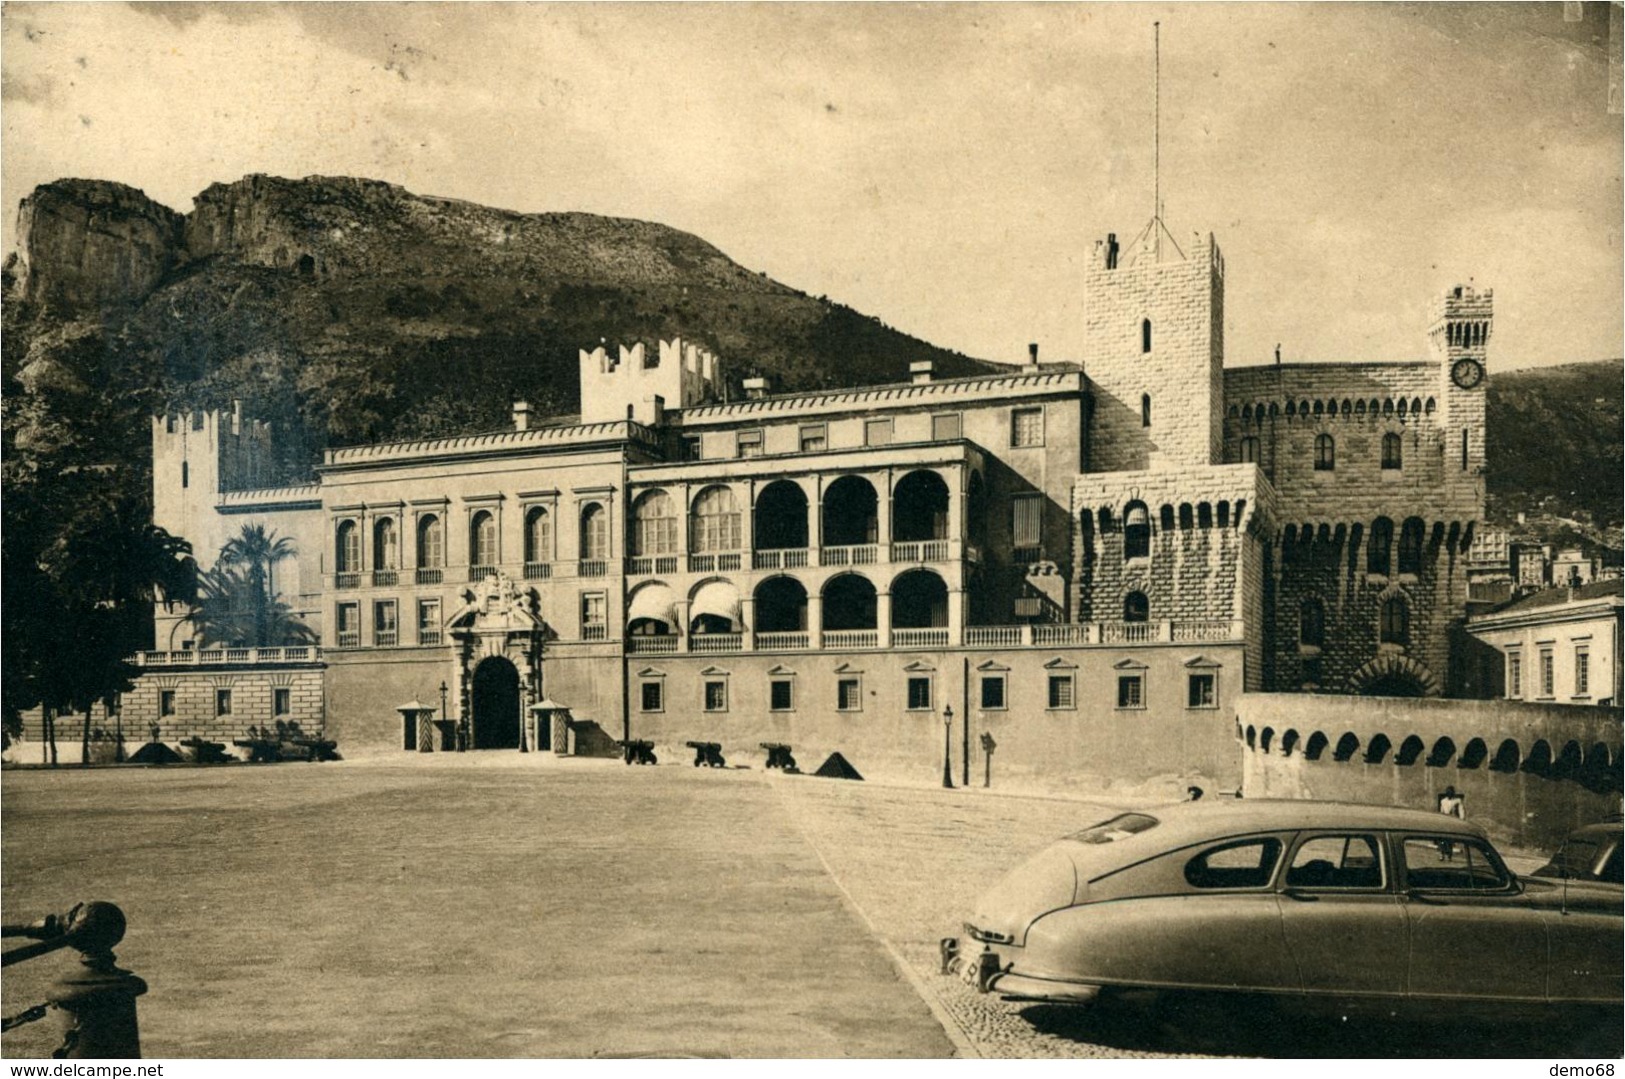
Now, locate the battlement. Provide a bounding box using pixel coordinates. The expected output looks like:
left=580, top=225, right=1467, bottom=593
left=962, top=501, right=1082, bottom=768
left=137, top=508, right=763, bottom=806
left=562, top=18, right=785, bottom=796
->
left=1428, top=284, right=1494, bottom=323
left=577, top=335, right=724, bottom=425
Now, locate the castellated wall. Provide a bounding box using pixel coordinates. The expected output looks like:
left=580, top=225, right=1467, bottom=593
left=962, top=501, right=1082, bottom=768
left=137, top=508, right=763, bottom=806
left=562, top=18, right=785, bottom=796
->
left=577, top=337, right=723, bottom=425
left=1237, top=693, right=1622, bottom=850
left=1082, top=234, right=1225, bottom=473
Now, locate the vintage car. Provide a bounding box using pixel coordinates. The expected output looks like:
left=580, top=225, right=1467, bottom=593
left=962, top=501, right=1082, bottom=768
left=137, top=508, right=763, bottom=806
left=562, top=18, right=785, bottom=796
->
left=1531, top=821, right=1623, bottom=886
left=956, top=800, right=1623, bottom=1016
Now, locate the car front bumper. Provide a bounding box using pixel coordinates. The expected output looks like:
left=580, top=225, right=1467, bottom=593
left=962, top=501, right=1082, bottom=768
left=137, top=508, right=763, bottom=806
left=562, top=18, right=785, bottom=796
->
left=986, top=969, right=1103, bottom=1005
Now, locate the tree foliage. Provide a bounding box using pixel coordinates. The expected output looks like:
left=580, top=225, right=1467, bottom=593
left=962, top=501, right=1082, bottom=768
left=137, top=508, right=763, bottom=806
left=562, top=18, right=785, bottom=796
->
left=190, top=525, right=313, bottom=648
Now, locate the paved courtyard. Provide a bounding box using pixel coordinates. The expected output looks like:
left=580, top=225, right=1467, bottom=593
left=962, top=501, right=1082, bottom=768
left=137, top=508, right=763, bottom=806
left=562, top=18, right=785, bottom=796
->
left=2, top=756, right=1617, bottom=1058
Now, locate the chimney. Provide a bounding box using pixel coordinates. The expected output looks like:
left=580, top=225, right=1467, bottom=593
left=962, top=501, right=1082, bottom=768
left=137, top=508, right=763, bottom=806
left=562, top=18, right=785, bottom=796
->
left=1274, top=344, right=1282, bottom=366
left=743, top=377, right=770, bottom=399
left=1024, top=342, right=1041, bottom=372
left=513, top=400, right=533, bottom=431
left=909, top=361, right=934, bottom=385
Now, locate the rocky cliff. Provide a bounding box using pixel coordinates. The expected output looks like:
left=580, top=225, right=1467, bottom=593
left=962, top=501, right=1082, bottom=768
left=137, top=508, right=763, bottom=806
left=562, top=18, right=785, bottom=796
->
left=5, top=179, right=183, bottom=308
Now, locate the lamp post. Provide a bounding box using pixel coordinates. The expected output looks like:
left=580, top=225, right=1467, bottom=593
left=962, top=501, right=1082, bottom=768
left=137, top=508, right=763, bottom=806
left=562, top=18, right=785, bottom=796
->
left=439, top=681, right=449, bottom=752
left=942, top=704, right=955, bottom=789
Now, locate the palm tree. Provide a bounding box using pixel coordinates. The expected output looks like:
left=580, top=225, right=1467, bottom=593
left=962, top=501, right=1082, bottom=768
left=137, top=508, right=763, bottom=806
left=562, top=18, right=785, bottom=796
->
left=216, top=525, right=298, bottom=648
left=191, top=564, right=316, bottom=648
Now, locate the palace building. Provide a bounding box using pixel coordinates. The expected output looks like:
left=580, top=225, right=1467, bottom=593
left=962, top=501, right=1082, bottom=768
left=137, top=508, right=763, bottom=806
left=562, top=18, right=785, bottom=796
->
left=112, top=220, right=1491, bottom=790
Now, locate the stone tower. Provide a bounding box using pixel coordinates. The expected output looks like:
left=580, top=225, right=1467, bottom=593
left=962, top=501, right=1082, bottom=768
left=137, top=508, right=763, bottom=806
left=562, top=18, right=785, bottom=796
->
left=151, top=402, right=274, bottom=573
left=1082, top=228, right=1226, bottom=473
left=1427, top=284, right=1492, bottom=477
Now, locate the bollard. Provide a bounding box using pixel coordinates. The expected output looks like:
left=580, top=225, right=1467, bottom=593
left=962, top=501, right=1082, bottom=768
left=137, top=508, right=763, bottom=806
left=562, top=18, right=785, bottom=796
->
left=19, top=903, right=147, bottom=1058
left=939, top=937, right=960, bottom=975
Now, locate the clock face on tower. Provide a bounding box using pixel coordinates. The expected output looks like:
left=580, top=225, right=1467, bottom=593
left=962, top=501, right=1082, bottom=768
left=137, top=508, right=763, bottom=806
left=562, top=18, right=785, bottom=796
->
left=1451, top=357, right=1484, bottom=390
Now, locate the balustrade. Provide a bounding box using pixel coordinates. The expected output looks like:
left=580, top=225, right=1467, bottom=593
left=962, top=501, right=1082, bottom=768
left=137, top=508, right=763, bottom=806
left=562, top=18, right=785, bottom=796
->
left=820, top=544, right=879, bottom=567
left=890, top=540, right=950, bottom=563
left=578, top=560, right=609, bottom=578
left=525, top=562, right=553, bottom=580
left=335, top=572, right=361, bottom=590
left=755, top=631, right=810, bottom=650
left=469, top=564, right=496, bottom=582
left=415, top=568, right=443, bottom=585
left=822, top=629, right=879, bottom=649
left=136, top=647, right=324, bottom=667
left=627, top=636, right=679, bottom=655
left=689, top=633, right=743, bottom=653
left=753, top=549, right=810, bottom=570
left=892, top=628, right=949, bottom=648
left=372, top=570, right=398, bottom=588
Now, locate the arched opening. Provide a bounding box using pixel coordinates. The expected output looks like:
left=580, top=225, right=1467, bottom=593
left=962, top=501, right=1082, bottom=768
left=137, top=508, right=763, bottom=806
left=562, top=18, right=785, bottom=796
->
left=893, top=470, right=949, bottom=543
left=1333, top=732, right=1360, bottom=762
left=524, top=506, right=552, bottom=565
left=1552, top=741, right=1584, bottom=781
left=1260, top=727, right=1275, bottom=753
left=1382, top=432, right=1403, bottom=470
left=1398, top=517, right=1425, bottom=575
left=1178, top=504, right=1194, bottom=530
left=689, top=579, right=742, bottom=634
left=1160, top=504, right=1175, bottom=532
left=471, top=656, right=521, bottom=750
left=691, top=486, right=741, bottom=554
left=822, top=574, right=877, bottom=631
left=579, top=504, right=608, bottom=561
left=1395, top=735, right=1425, bottom=766
left=892, top=569, right=948, bottom=628
left=373, top=518, right=398, bottom=570
left=296, top=253, right=316, bottom=278
left=1458, top=738, right=1488, bottom=769
left=335, top=520, right=360, bottom=573
left=1245, top=725, right=1257, bottom=749
left=627, top=582, right=677, bottom=636
left=1364, top=733, right=1393, bottom=764
left=1141, top=319, right=1152, bottom=354
left=754, top=576, right=809, bottom=633
left=1197, top=503, right=1213, bottom=528
left=417, top=514, right=444, bottom=569
left=1363, top=668, right=1424, bottom=697
left=1123, top=502, right=1151, bottom=559
left=1141, top=394, right=1152, bottom=427
left=1426, top=737, right=1457, bottom=768
left=1380, top=597, right=1410, bottom=647
left=822, top=476, right=878, bottom=547
left=1304, top=732, right=1329, bottom=761
left=1521, top=740, right=1553, bottom=777
left=1489, top=739, right=1521, bottom=773
left=632, top=490, right=678, bottom=557
left=755, top=480, right=809, bottom=551
left=1123, top=591, right=1149, bottom=623
left=967, top=473, right=988, bottom=548
left=1315, top=433, right=1335, bottom=471
left=1280, top=729, right=1300, bottom=756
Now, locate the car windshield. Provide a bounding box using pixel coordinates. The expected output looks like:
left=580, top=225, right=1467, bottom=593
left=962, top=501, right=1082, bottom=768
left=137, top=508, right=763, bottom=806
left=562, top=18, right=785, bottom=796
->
left=1539, top=837, right=1604, bottom=879
left=1069, top=813, right=1159, bottom=844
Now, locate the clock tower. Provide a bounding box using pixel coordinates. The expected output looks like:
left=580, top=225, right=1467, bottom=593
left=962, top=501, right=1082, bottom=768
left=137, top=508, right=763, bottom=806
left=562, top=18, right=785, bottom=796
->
left=1428, top=284, right=1492, bottom=475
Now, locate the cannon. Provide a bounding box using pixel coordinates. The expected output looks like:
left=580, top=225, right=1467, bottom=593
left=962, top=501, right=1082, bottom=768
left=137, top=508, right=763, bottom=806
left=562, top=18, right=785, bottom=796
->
left=760, top=742, right=797, bottom=771
left=617, top=739, right=658, bottom=765
left=685, top=741, right=727, bottom=768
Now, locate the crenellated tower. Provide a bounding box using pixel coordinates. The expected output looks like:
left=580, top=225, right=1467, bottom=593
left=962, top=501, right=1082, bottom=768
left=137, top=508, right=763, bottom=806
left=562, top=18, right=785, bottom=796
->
left=1427, top=284, right=1492, bottom=476
left=577, top=336, right=724, bottom=425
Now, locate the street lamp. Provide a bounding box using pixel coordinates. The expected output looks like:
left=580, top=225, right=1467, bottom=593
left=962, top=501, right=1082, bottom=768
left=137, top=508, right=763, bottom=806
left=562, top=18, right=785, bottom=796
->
left=439, top=681, right=450, bottom=752
left=942, top=704, right=955, bottom=789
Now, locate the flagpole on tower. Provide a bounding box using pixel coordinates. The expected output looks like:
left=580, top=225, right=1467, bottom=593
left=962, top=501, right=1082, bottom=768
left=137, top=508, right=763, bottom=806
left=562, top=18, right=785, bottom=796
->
left=1154, top=20, right=1161, bottom=224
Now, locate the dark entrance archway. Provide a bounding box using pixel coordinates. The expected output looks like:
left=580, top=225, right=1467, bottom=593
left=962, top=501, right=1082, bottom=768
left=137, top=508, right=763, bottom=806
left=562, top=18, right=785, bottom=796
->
left=472, top=656, right=521, bottom=749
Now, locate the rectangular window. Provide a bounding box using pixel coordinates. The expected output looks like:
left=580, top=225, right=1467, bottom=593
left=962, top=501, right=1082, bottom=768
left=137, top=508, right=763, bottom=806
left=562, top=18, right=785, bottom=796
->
left=931, top=413, right=962, bottom=441
left=418, top=599, right=442, bottom=646
left=1117, top=675, right=1144, bottom=709
left=582, top=593, right=608, bottom=640
left=273, top=688, right=291, bottom=716
left=864, top=418, right=893, bottom=447
left=683, top=435, right=703, bottom=461
left=837, top=677, right=862, bottom=712
left=1188, top=673, right=1217, bottom=709
left=159, top=689, right=176, bottom=717
left=703, top=680, right=728, bottom=712
left=1013, top=494, right=1043, bottom=555
left=373, top=600, right=398, bottom=647
left=770, top=679, right=794, bottom=711
left=640, top=681, right=663, bottom=712
left=337, top=602, right=360, bottom=648
left=1539, top=647, right=1554, bottom=697
left=1574, top=646, right=1590, bottom=697
left=1048, top=674, right=1075, bottom=710
left=1011, top=408, right=1044, bottom=447
left=906, top=676, right=932, bottom=711
left=1240, top=436, right=1259, bottom=463
left=799, top=424, right=827, bottom=453
left=1506, top=651, right=1522, bottom=698
left=215, top=689, right=233, bottom=716
left=736, top=430, right=763, bottom=458
left=980, top=676, right=1006, bottom=710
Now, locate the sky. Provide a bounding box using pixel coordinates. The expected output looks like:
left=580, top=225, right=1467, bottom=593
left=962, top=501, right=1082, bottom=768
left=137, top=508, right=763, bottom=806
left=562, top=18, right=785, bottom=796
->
left=2, top=2, right=1620, bottom=371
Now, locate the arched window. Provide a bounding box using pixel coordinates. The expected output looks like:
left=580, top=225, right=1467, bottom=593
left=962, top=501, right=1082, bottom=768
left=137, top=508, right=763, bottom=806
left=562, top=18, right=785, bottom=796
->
left=1314, top=434, right=1335, bottom=471
left=1141, top=319, right=1152, bottom=353
left=1123, top=591, right=1149, bottom=623
left=1367, top=517, right=1393, bottom=575
left=579, top=504, right=609, bottom=561
left=1382, top=432, right=1403, bottom=469
left=631, top=491, right=677, bottom=557
left=416, top=515, right=443, bottom=568
left=1380, top=596, right=1409, bottom=645
left=1123, top=503, right=1151, bottom=560
left=470, top=510, right=498, bottom=567
left=1240, top=436, right=1259, bottom=463
left=1299, top=598, right=1325, bottom=647
left=691, top=486, right=741, bottom=553
left=335, top=520, right=360, bottom=573
left=1397, top=517, right=1425, bottom=575
left=1141, top=394, right=1152, bottom=428
left=1178, top=504, right=1194, bottom=530
left=524, top=506, right=553, bottom=564
left=1159, top=505, right=1175, bottom=532
left=373, top=517, right=398, bottom=570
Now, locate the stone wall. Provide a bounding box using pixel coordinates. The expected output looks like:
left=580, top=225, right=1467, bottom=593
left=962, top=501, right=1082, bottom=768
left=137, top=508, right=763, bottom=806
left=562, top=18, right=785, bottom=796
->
left=1236, top=692, right=1622, bottom=849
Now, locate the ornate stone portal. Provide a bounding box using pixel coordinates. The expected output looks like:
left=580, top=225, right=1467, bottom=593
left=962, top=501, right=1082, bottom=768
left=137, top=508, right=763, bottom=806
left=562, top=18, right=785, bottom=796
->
left=445, top=571, right=548, bottom=749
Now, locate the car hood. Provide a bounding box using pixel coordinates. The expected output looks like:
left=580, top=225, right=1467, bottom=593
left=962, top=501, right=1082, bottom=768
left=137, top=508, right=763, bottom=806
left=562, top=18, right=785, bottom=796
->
left=1519, top=875, right=1624, bottom=914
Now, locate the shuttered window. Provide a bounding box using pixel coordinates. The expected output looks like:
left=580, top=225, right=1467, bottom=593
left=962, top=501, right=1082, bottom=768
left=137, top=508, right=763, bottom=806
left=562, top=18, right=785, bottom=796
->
left=1012, top=494, right=1043, bottom=552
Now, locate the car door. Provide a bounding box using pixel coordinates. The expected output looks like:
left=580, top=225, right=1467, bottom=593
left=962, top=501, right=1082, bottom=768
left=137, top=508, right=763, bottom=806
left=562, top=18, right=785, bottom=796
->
left=1397, top=834, right=1547, bottom=1004
left=1276, top=832, right=1407, bottom=999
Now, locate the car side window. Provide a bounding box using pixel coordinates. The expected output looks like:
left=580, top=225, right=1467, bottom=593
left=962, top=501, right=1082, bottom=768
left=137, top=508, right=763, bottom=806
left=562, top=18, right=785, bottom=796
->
left=1285, top=834, right=1384, bottom=889
left=1401, top=836, right=1510, bottom=892
left=1601, top=844, right=1623, bottom=885
left=1184, top=838, right=1282, bottom=889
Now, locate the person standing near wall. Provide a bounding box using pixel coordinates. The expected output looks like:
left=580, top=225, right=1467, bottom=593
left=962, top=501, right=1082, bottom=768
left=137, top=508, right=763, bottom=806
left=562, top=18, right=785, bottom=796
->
left=1438, top=785, right=1465, bottom=818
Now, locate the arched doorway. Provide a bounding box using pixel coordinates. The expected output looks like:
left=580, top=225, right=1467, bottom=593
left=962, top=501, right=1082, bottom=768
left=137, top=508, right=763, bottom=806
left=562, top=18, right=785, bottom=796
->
left=472, top=656, right=521, bottom=749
